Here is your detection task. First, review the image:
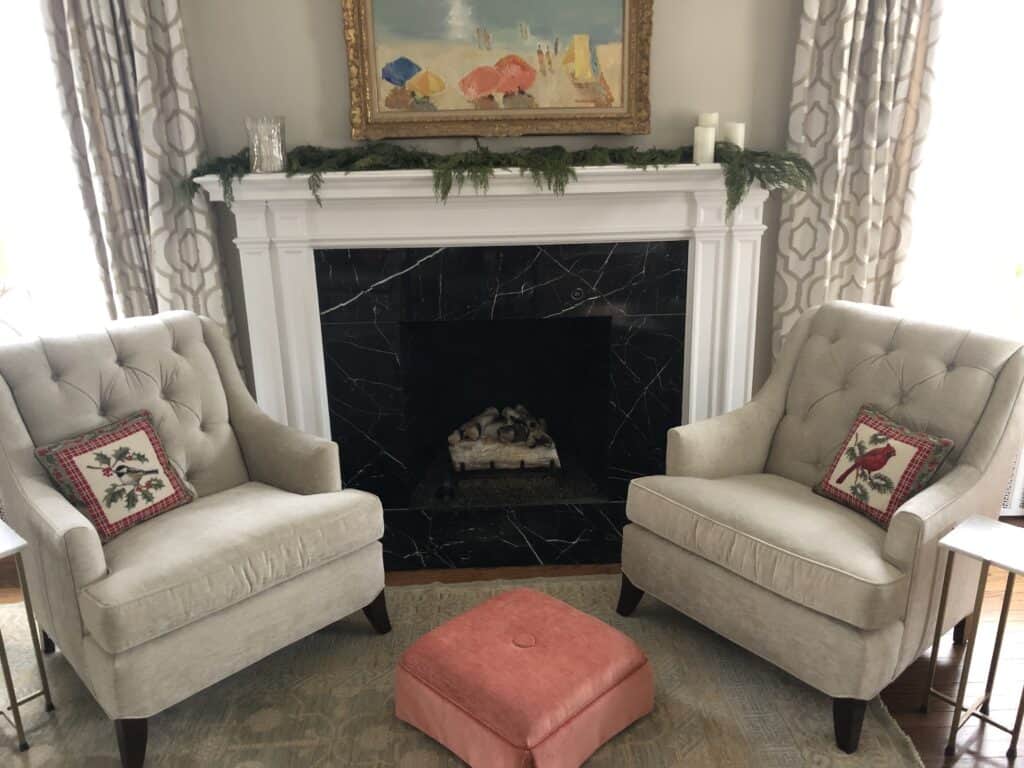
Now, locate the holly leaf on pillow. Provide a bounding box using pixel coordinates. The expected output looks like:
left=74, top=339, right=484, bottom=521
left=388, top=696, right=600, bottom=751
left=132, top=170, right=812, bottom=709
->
left=103, top=485, right=125, bottom=508
left=93, top=452, right=111, bottom=466
left=844, top=445, right=858, bottom=462
left=849, top=482, right=870, bottom=503
left=140, top=488, right=154, bottom=503
left=131, top=451, right=148, bottom=463
left=867, top=473, right=895, bottom=495
left=112, top=446, right=132, bottom=463
left=869, top=432, right=890, bottom=445
left=125, top=490, right=138, bottom=510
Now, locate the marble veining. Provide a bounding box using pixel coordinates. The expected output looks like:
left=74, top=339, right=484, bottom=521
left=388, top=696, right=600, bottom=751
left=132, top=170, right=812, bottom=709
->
left=316, top=241, right=686, bottom=570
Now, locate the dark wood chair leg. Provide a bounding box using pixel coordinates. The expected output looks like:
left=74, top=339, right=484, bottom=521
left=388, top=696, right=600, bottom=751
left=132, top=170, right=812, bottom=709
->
left=115, top=718, right=148, bottom=768
left=953, top=617, right=967, bottom=646
left=833, top=698, right=868, bottom=754
left=362, top=590, right=392, bottom=635
left=41, top=630, right=55, bottom=655
left=616, top=573, right=644, bottom=617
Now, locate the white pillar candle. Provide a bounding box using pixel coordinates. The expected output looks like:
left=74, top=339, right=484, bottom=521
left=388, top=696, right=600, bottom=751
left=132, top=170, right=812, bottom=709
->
left=722, top=121, right=746, bottom=149
left=698, top=112, right=719, bottom=128
left=694, top=125, right=716, bottom=164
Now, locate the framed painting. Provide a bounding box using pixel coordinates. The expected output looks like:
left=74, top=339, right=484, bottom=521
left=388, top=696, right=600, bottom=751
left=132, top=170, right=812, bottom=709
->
left=342, top=0, right=653, bottom=139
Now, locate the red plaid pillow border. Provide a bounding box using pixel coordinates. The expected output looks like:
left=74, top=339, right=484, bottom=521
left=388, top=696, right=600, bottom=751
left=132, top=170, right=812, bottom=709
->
left=815, top=406, right=954, bottom=528
left=35, top=411, right=193, bottom=542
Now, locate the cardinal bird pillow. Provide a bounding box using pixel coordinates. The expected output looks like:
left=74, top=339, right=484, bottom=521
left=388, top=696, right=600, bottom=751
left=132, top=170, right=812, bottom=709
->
left=815, top=406, right=954, bottom=528
left=35, top=411, right=194, bottom=542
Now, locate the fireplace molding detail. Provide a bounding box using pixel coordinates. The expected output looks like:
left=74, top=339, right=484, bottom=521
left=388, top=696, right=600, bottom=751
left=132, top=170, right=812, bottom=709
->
left=196, top=165, right=769, bottom=439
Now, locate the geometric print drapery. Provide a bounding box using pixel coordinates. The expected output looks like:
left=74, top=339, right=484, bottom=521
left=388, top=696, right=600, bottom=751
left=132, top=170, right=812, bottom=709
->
left=43, top=0, right=235, bottom=334
left=772, top=0, right=942, bottom=357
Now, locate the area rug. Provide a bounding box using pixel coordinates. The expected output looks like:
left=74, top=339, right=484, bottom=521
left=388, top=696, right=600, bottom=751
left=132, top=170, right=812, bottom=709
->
left=0, top=575, right=922, bottom=767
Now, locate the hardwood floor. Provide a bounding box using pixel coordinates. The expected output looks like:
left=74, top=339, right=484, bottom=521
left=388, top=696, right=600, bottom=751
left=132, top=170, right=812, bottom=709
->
left=2, top=535, right=1021, bottom=765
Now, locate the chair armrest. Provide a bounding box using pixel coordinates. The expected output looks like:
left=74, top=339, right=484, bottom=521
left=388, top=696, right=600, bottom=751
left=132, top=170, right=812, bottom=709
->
left=883, top=464, right=983, bottom=571
left=4, top=473, right=107, bottom=587
left=232, top=410, right=342, bottom=495
left=198, top=316, right=342, bottom=495
left=666, top=400, right=781, bottom=478
left=0, top=469, right=107, bottom=651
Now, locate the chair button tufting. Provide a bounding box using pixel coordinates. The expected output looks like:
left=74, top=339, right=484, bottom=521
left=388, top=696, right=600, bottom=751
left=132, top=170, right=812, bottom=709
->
left=512, top=633, right=536, bottom=649
left=51, top=374, right=60, bottom=382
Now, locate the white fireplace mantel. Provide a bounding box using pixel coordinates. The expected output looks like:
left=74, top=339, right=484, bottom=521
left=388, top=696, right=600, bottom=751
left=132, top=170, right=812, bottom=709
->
left=196, top=165, right=768, bottom=440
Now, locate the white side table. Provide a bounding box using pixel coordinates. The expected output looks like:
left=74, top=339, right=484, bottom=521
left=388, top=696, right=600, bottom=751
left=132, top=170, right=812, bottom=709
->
left=921, top=515, right=1024, bottom=757
left=0, top=518, right=54, bottom=751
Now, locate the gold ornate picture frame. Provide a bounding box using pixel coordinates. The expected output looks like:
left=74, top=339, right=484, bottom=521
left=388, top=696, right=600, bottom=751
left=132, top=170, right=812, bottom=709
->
left=342, top=0, right=653, bottom=139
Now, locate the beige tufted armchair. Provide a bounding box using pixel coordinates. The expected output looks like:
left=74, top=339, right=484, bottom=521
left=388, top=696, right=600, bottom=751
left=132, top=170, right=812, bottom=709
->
left=0, top=311, right=389, bottom=767
left=617, top=301, right=1024, bottom=752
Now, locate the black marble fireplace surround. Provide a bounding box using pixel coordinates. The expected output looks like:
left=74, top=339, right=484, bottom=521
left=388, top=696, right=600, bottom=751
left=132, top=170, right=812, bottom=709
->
left=316, top=242, right=687, bottom=570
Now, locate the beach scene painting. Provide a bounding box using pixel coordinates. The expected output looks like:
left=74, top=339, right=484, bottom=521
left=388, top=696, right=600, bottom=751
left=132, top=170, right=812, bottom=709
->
left=343, top=0, right=652, bottom=138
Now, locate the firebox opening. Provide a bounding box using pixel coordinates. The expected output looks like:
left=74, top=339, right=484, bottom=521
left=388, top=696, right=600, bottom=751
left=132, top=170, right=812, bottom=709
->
left=400, top=317, right=612, bottom=510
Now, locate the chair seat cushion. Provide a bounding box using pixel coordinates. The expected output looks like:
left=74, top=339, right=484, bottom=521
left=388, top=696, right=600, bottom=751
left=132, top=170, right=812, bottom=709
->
left=626, top=474, right=908, bottom=630
left=80, top=482, right=384, bottom=653
left=396, top=588, right=654, bottom=768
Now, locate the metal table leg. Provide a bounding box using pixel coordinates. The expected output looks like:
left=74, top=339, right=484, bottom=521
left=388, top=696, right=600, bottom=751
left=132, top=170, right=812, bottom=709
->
left=16, top=554, right=53, bottom=713
left=946, top=560, right=991, bottom=756
left=982, top=572, right=1015, bottom=715
left=0, top=553, right=57, bottom=752
left=1009, top=681, right=1024, bottom=758
left=0, top=625, right=28, bottom=751
left=922, top=549, right=955, bottom=713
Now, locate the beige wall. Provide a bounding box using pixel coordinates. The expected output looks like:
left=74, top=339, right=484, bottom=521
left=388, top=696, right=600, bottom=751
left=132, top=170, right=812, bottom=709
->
left=181, top=0, right=800, bottom=388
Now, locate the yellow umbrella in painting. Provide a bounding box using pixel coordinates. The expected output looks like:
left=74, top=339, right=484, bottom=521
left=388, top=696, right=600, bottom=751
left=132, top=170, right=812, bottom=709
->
left=406, top=69, right=446, bottom=98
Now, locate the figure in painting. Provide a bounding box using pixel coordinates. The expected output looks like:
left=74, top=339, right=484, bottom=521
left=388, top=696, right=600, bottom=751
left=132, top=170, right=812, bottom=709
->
left=536, top=43, right=546, bottom=75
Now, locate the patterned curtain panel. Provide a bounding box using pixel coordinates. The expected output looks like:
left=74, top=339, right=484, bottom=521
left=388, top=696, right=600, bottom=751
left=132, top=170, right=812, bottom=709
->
left=43, top=0, right=234, bottom=333
left=772, top=0, right=942, bottom=356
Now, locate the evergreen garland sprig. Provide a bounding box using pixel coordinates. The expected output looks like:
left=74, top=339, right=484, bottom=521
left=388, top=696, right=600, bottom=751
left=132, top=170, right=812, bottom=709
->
left=187, top=141, right=813, bottom=215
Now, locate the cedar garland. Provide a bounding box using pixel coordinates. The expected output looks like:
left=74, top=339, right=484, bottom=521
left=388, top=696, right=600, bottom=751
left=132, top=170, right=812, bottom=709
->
left=186, top=141, right=813, bottom=215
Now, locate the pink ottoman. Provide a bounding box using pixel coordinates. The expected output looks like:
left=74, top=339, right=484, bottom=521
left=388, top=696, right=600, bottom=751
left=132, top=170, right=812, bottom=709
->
left=395, top=587, right=654, bottom=768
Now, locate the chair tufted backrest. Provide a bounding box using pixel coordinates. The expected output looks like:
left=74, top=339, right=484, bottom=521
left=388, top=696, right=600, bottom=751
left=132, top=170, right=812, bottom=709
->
left=766, top=301, right=1024, bottom=487
left=0, top=311, right=248, bottom=497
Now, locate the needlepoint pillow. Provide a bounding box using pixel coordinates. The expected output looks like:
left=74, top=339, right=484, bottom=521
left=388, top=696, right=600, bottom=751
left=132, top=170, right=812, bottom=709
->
left=815, top=406, right=954, bottom=529
left=35, top=411, right=194, bottom=542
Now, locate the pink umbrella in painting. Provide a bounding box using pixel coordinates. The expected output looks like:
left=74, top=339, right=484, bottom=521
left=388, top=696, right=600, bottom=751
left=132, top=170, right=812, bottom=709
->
left=459, top=65, right=502, bottom=101
left=494, top=54, right=537, bottom=94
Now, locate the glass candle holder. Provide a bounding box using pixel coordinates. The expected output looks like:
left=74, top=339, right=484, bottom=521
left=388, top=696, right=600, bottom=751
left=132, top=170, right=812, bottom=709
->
left=245, top=116, right=286, bottom=173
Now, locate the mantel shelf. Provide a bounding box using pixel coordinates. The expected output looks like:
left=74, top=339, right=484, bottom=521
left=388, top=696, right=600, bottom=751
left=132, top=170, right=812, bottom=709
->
left=199, top=161, right=768, bottom=440
left=194, top=163, right=742, bottom=204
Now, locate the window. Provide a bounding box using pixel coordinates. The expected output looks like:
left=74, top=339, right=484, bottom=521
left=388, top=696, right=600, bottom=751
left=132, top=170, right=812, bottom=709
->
left=896, top=2, right=1024, bottom=339
left=0, top=3, right=109, bottom=341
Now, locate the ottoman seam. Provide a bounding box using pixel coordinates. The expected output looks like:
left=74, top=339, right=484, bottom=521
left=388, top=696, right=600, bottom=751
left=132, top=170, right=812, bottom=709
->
left=398, top=655, right=649, bottom=749
left=397, top=664, right=532, bottom=757
left=530, top=660, right=653, bottom=752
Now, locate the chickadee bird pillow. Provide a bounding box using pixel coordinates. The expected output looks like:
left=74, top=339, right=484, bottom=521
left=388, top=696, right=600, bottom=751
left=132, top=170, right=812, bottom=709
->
left=36, top=410, right=194, bottom=542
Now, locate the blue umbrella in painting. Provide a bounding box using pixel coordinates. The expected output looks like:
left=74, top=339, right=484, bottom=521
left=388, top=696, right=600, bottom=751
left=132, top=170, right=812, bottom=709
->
left=382, top=57, right=421, bottom=87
